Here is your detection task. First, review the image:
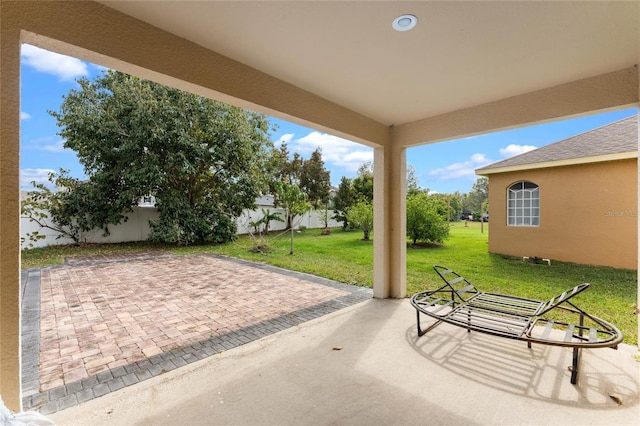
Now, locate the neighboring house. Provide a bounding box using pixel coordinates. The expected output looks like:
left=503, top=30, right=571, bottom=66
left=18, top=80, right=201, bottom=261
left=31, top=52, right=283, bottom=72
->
left=476, top=116, right=638, bottom=270
left=138, top=195, right=157, bottom=208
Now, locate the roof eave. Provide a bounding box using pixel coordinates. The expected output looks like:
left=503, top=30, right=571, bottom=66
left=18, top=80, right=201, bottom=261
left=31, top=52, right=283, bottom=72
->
left=476, top=151, right=638, bottom=175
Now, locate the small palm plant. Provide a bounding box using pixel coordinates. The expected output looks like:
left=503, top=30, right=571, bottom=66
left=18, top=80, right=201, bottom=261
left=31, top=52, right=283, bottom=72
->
left=246, top=208, right=283, bottom=253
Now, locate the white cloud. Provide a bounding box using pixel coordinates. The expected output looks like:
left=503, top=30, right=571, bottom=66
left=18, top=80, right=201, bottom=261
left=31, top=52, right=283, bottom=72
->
left=21, top=44, right=88, bottom=81
left=20, top=168, right=55, bottom=190
left=41, top=141, right=68, bottom=152
left=277, top=133, right=295, bottom=144
left=470, top=153, right=489, bottom=163
left=283, top=131, right=373, bottom=173
left=24, top=137, right=68, bottom=153
left=20, top=111, right=31, bottom=120
left=429, top=153, right=493, bottom=180
left=499, top=144, right=537, bottom=158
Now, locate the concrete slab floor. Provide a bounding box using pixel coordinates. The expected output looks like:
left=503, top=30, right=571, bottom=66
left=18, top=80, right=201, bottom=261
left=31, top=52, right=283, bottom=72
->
left=51, top=299, right=640, bottom=425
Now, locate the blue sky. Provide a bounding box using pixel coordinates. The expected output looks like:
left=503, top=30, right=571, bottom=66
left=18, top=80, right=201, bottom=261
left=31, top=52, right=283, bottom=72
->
left=20, top=45, right=637, bottom=193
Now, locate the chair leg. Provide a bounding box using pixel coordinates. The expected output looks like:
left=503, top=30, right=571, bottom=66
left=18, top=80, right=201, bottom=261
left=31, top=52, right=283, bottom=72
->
left=415, top=310, right=444, bottom=337
left=571, top=313, right=585, bottom=384
left=571, top=347, right=581, bottom=384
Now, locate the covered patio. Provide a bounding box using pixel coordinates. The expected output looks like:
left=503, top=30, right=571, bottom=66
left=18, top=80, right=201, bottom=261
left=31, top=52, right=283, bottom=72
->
left=1, top=0, right=639, bottom=418
left=50, top=299, right=639, bottom=425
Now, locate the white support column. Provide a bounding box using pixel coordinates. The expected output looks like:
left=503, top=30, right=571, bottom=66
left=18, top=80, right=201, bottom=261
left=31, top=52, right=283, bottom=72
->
left=373, top=145, right=407, bottom=299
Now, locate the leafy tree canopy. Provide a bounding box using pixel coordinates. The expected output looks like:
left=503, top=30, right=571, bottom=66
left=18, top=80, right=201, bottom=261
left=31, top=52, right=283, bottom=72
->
left=357, top=161, right=374, bottom=177
left=332, top=160, right=374, bottom=231
left=353, top=161, right=374, bottom=203
left=406, top=193, right=450, bottom=245
left=21, top=169, right=121, bottom=245
left=406, top=165, right=421, bottom=196
left=346, top=200, right=374, bottom=241
left=464, top=177, right=489, bottom=215
left=269, top=142, right=331, bottom=222
left=275, top=182, right=310, bottom=254
left=300, top=148, right=331, bottom=209
left=50, top=70, right=273, bottom=245
left=430, top=192, right=464, bottom=221
left=332, top=176, right=356, bottom=230
left=269, top=142, right=303, bottom=187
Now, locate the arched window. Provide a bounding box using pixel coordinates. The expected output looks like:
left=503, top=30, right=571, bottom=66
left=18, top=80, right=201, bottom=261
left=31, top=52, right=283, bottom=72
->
left=507, top=181, right=539, bottom=226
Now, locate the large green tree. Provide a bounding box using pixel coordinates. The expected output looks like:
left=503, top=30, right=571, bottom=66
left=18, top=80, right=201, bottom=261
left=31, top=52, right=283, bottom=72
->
left=332, top=176, right=356, bottom=230
left=300, top=148, right=331, bottom=209
left=464, top=177, right=489, bottom=217
left=270, top=142, right=303, bottom=187
left=447, top=191, right=464, bottom=221
left=268, top=141, right=304, bottom=228
left=50, top=70, right=272, bottom=245
left=428, top=192, right=464, bottom=221
left=353, top=161, right=374, bottom=203
left=406, top=165, right=420, bottom=196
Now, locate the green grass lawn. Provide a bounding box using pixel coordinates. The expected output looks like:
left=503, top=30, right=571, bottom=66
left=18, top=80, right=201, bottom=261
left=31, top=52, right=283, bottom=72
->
left=22, top=221, right=638, bottom=345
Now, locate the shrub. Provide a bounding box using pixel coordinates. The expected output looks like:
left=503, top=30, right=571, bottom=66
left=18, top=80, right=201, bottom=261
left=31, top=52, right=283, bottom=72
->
left=346, top=201, right=373, bottom=241
left=406, top=193, right=449, bottom=245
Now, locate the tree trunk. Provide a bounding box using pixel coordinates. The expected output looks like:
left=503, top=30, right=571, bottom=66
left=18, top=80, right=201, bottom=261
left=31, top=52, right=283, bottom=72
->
left=289, top=227, right=294, bottom=254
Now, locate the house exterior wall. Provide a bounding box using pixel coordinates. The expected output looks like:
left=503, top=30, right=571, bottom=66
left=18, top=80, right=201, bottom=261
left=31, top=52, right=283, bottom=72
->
left=486, top=159, right=637, bottom=269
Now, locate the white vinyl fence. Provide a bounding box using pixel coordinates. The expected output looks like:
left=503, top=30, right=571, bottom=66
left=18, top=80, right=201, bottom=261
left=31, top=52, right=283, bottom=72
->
left=21, top=196, right=340, bottom=249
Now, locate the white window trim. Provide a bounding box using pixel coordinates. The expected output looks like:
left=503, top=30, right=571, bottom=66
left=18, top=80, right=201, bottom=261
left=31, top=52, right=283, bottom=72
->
left=507, top=181, right=539, bottom=227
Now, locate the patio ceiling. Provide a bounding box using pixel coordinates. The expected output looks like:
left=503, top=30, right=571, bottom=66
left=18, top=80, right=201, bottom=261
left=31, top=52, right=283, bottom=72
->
left=100, top=1, right=639, bottom=136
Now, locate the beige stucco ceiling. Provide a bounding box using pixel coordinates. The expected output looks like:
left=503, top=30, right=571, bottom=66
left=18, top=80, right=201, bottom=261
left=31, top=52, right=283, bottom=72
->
left=100, top=1, right=638, bottom=127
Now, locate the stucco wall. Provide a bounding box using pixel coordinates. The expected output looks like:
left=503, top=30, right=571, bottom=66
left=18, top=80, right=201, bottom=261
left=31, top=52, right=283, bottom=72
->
left=486, top=159, right=637, bottom=269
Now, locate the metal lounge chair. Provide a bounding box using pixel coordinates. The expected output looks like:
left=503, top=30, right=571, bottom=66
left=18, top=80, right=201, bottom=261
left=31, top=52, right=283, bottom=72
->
left=410, top=265, right=623, bottom=384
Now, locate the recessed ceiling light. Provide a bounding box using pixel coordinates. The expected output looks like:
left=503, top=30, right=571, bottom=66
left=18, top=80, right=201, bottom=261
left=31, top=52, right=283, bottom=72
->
left=392, top=14, right=418, bottom=32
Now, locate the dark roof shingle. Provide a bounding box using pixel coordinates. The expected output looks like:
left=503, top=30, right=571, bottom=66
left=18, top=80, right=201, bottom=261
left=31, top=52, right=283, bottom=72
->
left=477, top=115, right=637, bottom=172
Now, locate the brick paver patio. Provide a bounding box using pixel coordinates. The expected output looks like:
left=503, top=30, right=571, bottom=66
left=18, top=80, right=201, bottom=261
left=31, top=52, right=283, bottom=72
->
left=21, top=252, right=372, bottom=414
